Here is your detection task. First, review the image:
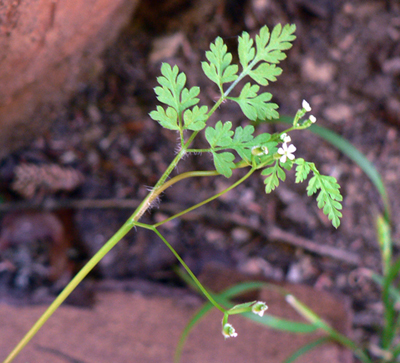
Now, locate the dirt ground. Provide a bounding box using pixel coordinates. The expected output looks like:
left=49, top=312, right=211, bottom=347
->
left=1, top=0, right=400, bottom=361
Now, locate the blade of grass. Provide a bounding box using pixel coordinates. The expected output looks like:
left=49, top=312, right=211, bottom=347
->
left=283, top=337, right=330, bottom=363
left=380, top=256, right=400, bottom=349
left=174, top=301, right=214, bottom=363
left=286, top=294, right=372, bottom=363
left=174, top=272, right=319, bottom=363
left=376, top=214, right=392, bottom=275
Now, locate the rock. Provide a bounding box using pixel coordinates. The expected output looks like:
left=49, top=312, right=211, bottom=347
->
left=323, top=103, right=354, bottom=123
left=0, top=273, right=353, bottom=363
left=0, top=0, right=139, bottom=159
left=301, top=57, right=336, bottom=84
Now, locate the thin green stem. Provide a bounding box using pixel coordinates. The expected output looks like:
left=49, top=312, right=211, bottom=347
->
left=157, top=170, right=219, bottom=193
left=151, top=227, right=226, bottom=313
left=224, top=57, right=258, bottom=97
left=4, top=136, right=202, bottom=363
left=3, top=220, right=133, bottom=363
left=153, top=167, right=256, bottom=228
left=186, top=148, right=211, bottom=153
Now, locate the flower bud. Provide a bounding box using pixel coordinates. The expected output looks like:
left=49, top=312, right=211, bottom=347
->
left=252, top=301, right=268, bottom=317
left=302, top=99, right=312, bottom=112
left=280, top=133, right=291, bottom=143
left=222, top=323, right=238, bottom=338
left=251, top=146, right=268, bottom=156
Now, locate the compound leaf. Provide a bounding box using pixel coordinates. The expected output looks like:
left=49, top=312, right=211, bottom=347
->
left=229, top=83, right=279, bottom=121
left=211, top=151, right=236, bottom=178
left=261, top=162, right=285, bottom=193
left=151, top=63, right=201, bottom=131
left=183, top=105, right=208, bottom=131
left=229, top=127, right=276, bottom=163
left=238, top=32, right=256, bottom=69
left=149, top=106, right=179, bottom=131
left=202, top=37, right=238, bottom=89
left=227, top=125, right=255, bottom=162
left=307, top=174, right=343, bottom=228
left=295, top=158, right=312, bottom=183
left=255, top=24, right=296, bottom=64
left=248, top=63, right=282, bottom=86
left=205, top=121, right=234, bottom=148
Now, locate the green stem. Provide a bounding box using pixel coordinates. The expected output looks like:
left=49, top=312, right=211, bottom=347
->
left=153, top=167, right=256, bottom=228
left=151, top=227, right=226, bottom=313
left=186, top=148, right=211, bottom=153
left=4, top=142, right=200, bottom=363
left=3, top=220, right=133, bottom=363
left=381, top=257, right=400, bottom=349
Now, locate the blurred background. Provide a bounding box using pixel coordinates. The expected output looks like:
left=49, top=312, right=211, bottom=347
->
left=0, top=0, right=399, bottom=361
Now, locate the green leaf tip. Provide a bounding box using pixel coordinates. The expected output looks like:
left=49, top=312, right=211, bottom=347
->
left=228, top=83, right=279, bottom=121
left=150, top=63, right=204, bottom=132
left=202, top=37, right=238, bottom=90
left=295, top=159, right=343, bottom=228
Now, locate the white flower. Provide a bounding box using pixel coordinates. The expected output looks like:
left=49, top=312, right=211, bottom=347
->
left=302, top=100, right=312, bottom=112
left=280, top=133, right=291, bottom=143
left=262, top=146, right=269, bottom=154
left=309, top=115, right=317, bottom=123
left=252, top=301, right=268, bottom=317
left=222, top=323, right=238, bottom=338
left=278, top=143, right=296, bottom=163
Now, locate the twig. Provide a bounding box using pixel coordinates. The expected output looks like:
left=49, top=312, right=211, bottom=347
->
left=0, top=198, right=141, bottom=212
left=0, top=199, right=360, bottom=265
left=159, top=204, right=361, bottom=266
left=266, top=227, right=361, bottom=266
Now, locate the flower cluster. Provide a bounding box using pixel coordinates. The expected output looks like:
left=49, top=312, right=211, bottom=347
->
left=278, top=134, right=296, bottom=163
left=277, top=100, right=317, bottom=163
left=301, top=100, right=316, bottom=123
left=221, top=301, right=268, bottom=338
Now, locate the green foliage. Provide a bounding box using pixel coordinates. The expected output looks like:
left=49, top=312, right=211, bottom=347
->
left=227, top=24, right=296, bottom=121
left=205, top=121, right=234, bottom=148
left=294, top=157, right=311, bottom=183
left=148, top=24, right=341, bottom=228
left=5, top=23, right=350, bottom=363
left=228, top=83, right=279, bottom=121
left=205, top=121, right=277, bottom=177
left=295, top=159, right=343, bottom=228
left=211, top=151, right=236, bottom=178
left=202, top=37, right=238, bottom=92
left=183, top=105, right=208, bottom=131
left=308, top=175, right=342, bottom=229
left=261, top=161, right=286, bottom=193
left=149, top=63, right=206, bottom=132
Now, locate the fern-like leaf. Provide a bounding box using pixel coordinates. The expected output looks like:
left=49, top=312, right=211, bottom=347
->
left=238, top=32, right=255, bottom=69
left=307, top=174, right=343, bottom=228
left=228, top=83, right=278, bottom=121
left=183, top=105, right=208, bottom=131
left=150, top=63, right=202, bottom=131
left=202, top=37, right=238, bottom=91
left=211, top=151, right=236, bottom=178
left=205, top=121, right=234, bottom=148
left=261, top=161, right=286, bottom=193
left=255, top=24, right=296, bottom=64
left=295, top=158, right=312, bottom=183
